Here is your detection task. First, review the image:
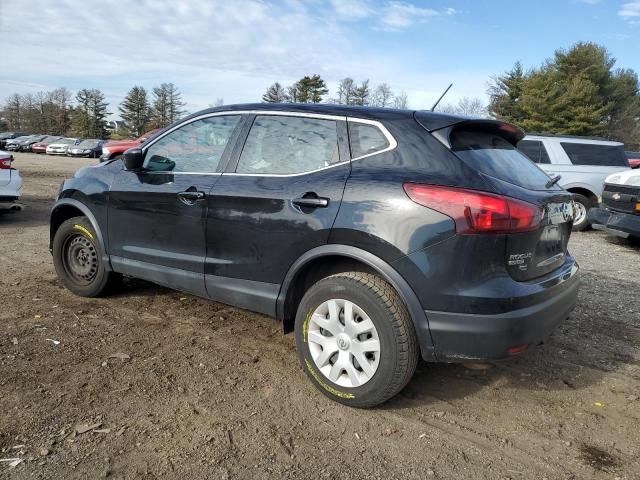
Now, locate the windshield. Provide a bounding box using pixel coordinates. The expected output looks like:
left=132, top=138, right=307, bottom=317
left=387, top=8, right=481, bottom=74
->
left=78, top=140, right=100, bottom=148
left=57, top=138, right=77, bottom=145
left=0, top=133, right=14, bottom=139
left=450, top=128, right=555, bottom=191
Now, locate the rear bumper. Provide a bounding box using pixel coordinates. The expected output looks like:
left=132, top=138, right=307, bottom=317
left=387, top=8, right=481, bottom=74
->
left=426, top=264, right=579, bottom=361
left=588, top=207, right=640, bottom=239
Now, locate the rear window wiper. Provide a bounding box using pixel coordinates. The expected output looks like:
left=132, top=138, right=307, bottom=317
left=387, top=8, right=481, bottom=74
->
left=546, top=174, right=562, bottom=188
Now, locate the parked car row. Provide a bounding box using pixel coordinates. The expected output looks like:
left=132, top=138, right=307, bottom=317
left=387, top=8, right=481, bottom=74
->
left=0, top=132, right=106, bottom=158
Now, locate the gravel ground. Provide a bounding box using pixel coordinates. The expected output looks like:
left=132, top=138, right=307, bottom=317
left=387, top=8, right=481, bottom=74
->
left=1, top=153, right=639, bottom=479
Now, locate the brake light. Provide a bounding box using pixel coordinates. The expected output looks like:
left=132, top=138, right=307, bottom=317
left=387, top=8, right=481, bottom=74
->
left=403, top=184, right=543, bottom=234
left=0, top=157, right=13, bottom=169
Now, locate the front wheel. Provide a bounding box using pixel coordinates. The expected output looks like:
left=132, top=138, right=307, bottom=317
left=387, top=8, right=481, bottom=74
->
left=295, top=272, right=419, bottom=408
left=52, top=216, right=119, bottom=297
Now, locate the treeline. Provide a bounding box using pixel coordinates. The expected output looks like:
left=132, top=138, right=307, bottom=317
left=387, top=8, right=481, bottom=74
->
left=489, top=42, right=640, bottom=148
left=1, top=83, right=187, bottom=139
left=262, top=75, right=409, bottom=108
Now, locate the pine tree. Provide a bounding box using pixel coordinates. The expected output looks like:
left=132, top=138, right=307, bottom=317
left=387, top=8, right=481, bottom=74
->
left=351, top=80, right=370, bottom=106
left=293, top=75, right=328, bottom=103
left=487, top=61, right=526, bottom=124
left=72, top=89, right=109, bottom=138
left=119, top=86, right=150, bottom=136
left=262, top=82, right=287, bottom=103
left=151, top=83, right=186, bottom=128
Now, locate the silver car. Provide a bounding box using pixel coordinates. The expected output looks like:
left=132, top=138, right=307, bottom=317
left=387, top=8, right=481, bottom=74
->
left=0, top=149, right=23, bottom=213
left=518, top=135, right=630, bottom=230
left=46, top=138, right=80, bottom=155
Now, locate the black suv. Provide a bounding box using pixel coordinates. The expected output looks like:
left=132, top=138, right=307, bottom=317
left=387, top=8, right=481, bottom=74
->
left=50, top=104, right=580, bottom=407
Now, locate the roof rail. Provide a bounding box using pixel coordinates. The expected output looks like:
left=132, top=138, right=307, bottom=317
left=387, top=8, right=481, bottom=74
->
left=526, top=132, right=610, bottom=141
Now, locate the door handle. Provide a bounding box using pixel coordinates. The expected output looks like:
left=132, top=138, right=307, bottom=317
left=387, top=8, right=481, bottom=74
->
left=292, top=196, right=329, bottom=209
left=178, top=190, right=206, bottom=205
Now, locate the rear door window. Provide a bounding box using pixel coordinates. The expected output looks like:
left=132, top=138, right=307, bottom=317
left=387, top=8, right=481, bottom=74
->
left=517, top=140, right=550, bottom=164
left=236, top=115, right=339, bottom=174
left=450, top=128, right=554, bottom=190
left=561, top=142, right=629, bottom=167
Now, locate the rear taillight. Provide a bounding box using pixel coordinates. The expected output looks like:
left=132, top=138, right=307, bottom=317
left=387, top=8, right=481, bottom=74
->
left=403, top=183, right=543, bottom=234
left=0, top=157, right=13, bottom=169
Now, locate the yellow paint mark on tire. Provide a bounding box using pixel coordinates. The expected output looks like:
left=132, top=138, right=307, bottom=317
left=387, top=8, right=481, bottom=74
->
left=305, top=359, right=355, bottom=399
left=302, top=310, right=312, bottom=343
left=73, top=224, right=94, bottom=240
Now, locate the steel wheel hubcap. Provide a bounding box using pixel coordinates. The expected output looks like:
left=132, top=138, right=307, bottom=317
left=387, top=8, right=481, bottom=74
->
left=574, top=202, right=587, bottom=225
left=307, top=299, right=380, bottom=388
left=64, top=235, right=98, bottom=284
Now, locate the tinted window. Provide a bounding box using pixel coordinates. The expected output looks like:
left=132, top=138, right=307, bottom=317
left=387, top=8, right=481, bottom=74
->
left=561, top=142, right=628, bottom=167
left=236, top=116, right=339, bottom=174
left=349, top=122, right=389, bottom=158
left=625, top=151, right=640, bottom=160
left=451, top=129, right=554, bottom=190
left=517, top=140, right=550, bottom=164
left=144, top=116, right=240, bottom=172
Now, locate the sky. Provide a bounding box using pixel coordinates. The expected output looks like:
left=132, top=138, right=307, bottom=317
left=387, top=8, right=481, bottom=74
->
left=0, top=0, right=639, bottom=119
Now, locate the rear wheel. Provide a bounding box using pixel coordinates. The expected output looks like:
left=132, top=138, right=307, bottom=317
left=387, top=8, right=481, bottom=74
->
left=52, top=216, right=118, bottom=297
left=571, top=193, right=592, bottom=232
left=294, top=272, right=419, bottom=408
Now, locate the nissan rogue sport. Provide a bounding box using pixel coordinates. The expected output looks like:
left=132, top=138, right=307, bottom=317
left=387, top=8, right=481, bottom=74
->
left=50, top=104, right=580, bottom=407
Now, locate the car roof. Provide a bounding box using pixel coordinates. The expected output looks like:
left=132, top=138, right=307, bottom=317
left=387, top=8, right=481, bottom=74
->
left=187, top=102, right=469, bottom=129
left=523, top=134, right=623, bottom=146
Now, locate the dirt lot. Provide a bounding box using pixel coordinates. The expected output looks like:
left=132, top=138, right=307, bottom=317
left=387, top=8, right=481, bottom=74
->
left=1, top=153, right=639, bottom=479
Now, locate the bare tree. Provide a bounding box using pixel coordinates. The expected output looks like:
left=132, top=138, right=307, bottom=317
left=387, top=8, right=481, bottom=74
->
left=370, top=83, right=394, bottom=107
left=392, top=91, right=408, bottom=109
left=437, top=97, right=487, bottom=117
left=335, top=78, right=355, bottom=105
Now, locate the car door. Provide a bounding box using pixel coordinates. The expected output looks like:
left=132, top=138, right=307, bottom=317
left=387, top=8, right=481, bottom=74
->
left=107, top=113, right=244, bottom=296
left=204, top=112, right=351, bottom=315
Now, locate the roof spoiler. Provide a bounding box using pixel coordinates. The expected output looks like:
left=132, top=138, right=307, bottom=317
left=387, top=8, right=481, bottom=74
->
left=414, top=112, right=525, bottom=146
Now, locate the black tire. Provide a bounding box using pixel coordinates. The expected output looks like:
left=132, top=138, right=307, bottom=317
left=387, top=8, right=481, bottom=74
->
left=571, top=193, right=592, bottom=232
left=52, top=216, right=118, bottom=297
left=294, top=272, right=419, bottom=408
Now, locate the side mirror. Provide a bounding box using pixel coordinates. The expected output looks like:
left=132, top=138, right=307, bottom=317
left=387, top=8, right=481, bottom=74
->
left=123, top=148, right=145, bottom=171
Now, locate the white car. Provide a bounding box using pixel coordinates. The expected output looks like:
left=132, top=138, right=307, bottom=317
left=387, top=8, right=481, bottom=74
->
left=46, top=138, right=79, bottom=155
left=0, top=150, right=23, bottom=213
left=518, top=135, right=630, bottom=231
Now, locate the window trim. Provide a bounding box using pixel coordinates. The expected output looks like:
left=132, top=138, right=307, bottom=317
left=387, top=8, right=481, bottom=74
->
left=141, top=110, right=397, bottom=177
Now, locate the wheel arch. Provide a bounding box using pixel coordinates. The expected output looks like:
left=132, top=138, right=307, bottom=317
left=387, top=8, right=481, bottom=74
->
left=565, top=185, right=598, bottom=204
left=50, top=199, right=110, bottom=269
left=277, top=245, right=436, bottom=360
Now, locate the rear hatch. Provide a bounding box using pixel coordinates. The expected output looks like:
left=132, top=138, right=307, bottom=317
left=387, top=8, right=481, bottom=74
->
left=420, top=117, right=575, bottom=282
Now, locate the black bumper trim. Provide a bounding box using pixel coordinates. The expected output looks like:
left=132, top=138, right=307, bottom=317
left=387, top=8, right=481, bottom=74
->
left=426, top=270, right=580, bottom=361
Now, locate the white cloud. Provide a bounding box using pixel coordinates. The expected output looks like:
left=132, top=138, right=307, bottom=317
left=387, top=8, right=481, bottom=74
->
left=619, top=1, right=640, bottom=18
left=330, top=0, right=372, bottom=19
left=0, top=0, right=473, bottom=116
left=381, top=2, right=440, bottom=30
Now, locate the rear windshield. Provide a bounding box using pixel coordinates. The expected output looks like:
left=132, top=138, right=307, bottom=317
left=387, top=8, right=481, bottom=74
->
left=451, top=129, right=554, bottom=190
left=561, top=142, right=628, bottom=167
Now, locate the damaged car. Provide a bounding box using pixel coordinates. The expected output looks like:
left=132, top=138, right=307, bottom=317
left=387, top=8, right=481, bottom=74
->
left=0, top=150, right=23, bottom=214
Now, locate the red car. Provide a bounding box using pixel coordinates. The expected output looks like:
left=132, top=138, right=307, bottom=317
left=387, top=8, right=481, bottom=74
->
left=626, top=151, right=640, bottom=169
left=31, top=136, right=63, bottom=154
left=99, top=128, right=162, bottom=162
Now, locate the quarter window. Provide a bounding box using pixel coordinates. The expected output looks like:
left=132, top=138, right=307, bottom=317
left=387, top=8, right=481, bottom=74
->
left=561, top=142, right=629, bottom=167
left=144, top=115, right=240, bottom=173
left=349, top=122, right=390, bottom=158
left=236, top=116, right=339, bottom=174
